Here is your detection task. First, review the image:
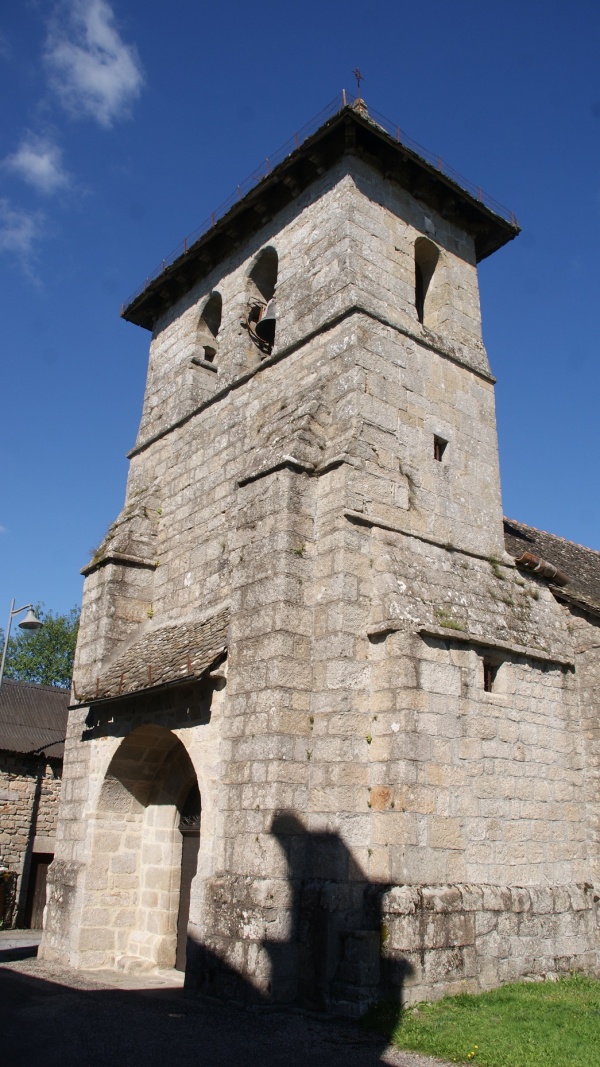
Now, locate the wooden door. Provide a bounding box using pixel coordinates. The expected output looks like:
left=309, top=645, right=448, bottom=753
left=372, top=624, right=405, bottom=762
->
left=175, top=783, right=201, bottom=972
left=175, top=831, right=200, bottom=971
left=25, top=853, right=53, bottom=929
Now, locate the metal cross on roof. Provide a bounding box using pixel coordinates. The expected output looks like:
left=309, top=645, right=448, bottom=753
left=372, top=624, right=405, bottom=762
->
left=352, top=68, right=364, bottom=96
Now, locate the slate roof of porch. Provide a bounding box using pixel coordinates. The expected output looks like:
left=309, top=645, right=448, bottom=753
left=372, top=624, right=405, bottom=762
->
left=77, top=608, right=229, bottom=704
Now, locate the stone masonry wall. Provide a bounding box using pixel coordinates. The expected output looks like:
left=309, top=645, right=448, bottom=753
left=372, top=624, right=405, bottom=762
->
left=569, top=608, right=600, bottom=885
left=383, top=882, right=599, bottom=1005
left=72, top=156, right=497, bottom=698
left=0, top=752, right=62, bottom=925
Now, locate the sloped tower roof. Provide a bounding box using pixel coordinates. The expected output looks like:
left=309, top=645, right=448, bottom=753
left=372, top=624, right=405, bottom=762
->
left=123, top=100, right=519, bottom=331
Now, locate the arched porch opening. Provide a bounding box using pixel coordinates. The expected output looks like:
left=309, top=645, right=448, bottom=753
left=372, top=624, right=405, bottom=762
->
left=84, top=725, right=200, bottom=973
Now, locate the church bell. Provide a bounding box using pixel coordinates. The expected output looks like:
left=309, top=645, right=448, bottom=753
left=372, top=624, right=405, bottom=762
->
left=254, top=298, right=277, bottom=347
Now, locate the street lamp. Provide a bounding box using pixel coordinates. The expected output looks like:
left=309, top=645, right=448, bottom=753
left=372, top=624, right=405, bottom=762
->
left=0, top=600, right=44, bottom=690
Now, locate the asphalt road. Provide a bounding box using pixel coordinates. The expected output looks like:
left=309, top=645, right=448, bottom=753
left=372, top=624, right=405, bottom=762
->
left=0, top=947, right=452, bottom=1067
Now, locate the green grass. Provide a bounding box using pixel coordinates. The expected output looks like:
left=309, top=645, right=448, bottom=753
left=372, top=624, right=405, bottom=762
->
left=364, top=975, right=600, bottom=1067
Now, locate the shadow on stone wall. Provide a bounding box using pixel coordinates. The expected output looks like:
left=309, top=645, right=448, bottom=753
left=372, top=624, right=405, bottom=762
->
left=186, top=810, right=410, bottom=1034
left=82, top=682, right=214, bottom=743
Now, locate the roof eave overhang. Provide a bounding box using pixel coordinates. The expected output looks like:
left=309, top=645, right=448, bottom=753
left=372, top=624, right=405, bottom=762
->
left=550, top=585, right=600, bottom=620
left=72, top=647, right=227, bottom=709
left=122, top=107, right=520, bottom=331
left=71, top=673, right=197, bottom=710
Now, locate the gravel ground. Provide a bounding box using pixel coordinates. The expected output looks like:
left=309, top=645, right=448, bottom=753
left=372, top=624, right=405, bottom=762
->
left=0, top=950, right=453, bottom=1067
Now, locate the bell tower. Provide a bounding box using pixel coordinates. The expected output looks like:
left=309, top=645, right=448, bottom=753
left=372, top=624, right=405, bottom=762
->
left=44, top=101, right=596, bottom=1010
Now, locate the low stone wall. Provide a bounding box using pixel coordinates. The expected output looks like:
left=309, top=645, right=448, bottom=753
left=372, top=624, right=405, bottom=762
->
left=186, top=875, right=599, bottom=1015
left=382, top=883, right=600, bottom=1005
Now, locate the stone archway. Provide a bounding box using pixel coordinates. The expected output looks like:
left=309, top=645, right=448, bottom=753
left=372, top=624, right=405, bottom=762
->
left=83, top=725, right=200, bottom=973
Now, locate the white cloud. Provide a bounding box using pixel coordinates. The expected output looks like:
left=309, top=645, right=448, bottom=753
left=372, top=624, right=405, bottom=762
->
left=4, top=133, right=69, bottom=195
left=45, top=0, right=144, bottom=128
left=0, top=199, right=42, bottom=260
left=0, top=525, right=7, bottom=535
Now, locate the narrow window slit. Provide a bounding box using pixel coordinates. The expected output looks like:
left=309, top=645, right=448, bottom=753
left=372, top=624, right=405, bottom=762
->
left=434, top=435, right=447, bottom=462
left=483, top=661, right=498, bottom=692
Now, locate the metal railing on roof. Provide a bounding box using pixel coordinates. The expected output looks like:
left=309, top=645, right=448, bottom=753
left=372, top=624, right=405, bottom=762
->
left=123, top=91, right=518, bottom=311
left=363, top=98, right=519, bottom=226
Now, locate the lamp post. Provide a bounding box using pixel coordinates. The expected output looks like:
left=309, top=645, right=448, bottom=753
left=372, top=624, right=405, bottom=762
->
left=0, top=600, right=44, bottom=690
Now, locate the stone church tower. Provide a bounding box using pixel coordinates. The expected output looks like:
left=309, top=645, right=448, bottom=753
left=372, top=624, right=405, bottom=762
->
left=41, top=99, right=599, bottom=1011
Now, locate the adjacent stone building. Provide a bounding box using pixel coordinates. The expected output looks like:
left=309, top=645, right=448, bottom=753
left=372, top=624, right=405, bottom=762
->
left=0, top=679, right=68, bottom=928
left=41, top=99, right=600, bottom=1010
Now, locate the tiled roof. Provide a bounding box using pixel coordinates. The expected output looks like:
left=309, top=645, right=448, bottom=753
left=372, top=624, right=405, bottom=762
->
left=77, top=608, right=229, bottom=703
left=504, top=518, right=600, bottom=615
left=0, top=679, right=69, bottom=758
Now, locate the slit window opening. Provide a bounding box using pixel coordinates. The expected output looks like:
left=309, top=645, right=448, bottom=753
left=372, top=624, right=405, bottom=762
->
left=483, top=661, right=498, bottom=692
left=434, top=435, right=448, bottom=462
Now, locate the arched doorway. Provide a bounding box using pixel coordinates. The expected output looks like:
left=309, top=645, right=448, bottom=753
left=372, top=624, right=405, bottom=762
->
left=85, top=725, right=200, bottom=973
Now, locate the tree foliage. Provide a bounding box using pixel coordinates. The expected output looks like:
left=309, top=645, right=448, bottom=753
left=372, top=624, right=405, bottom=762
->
left=0, top=604, right=80, bottom=690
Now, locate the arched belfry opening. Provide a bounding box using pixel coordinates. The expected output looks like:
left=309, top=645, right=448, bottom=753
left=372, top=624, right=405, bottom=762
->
left=87, top=725, right=200, bottom=973
left=245, top=246, right=278, bottom=355
left=197, top=291, right=222, bottom=363
left=414, top=237, right=439, bottom=326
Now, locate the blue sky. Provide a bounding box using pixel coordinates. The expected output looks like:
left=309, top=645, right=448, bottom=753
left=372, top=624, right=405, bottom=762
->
left=1, top=0, right=599, bottom=617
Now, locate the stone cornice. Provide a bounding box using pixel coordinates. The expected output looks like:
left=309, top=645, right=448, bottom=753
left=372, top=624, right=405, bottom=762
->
left=344, top=509, right=513, bottom=566
left=128, top=305, right=494, bottom=459
left=81, top=552, right=158, bottom=577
